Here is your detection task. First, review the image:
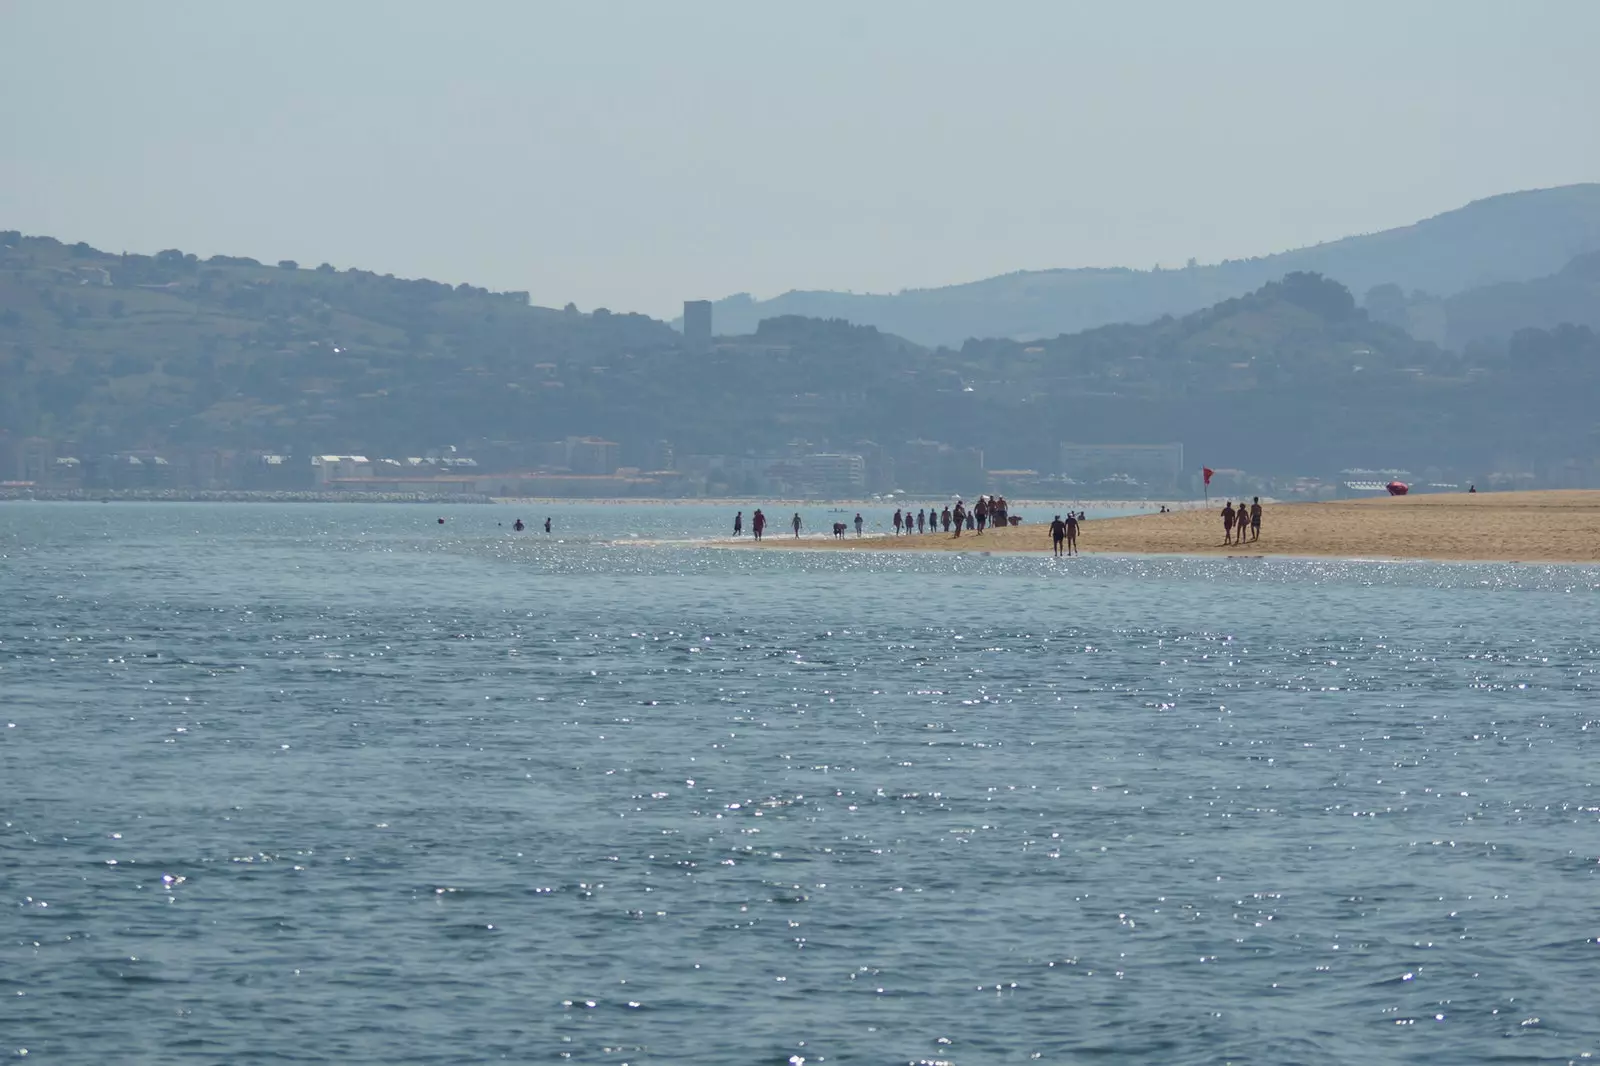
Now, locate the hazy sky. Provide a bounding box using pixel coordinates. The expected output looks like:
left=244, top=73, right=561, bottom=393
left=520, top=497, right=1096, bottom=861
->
left=3, top=1, right=1597, bottom=317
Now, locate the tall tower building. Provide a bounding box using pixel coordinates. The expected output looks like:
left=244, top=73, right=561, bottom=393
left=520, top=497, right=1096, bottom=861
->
left=683, top=300, right=712, bottom=352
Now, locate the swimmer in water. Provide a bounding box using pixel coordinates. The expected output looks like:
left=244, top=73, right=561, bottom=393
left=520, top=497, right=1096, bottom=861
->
left=514, top=518, right=525, bottom=532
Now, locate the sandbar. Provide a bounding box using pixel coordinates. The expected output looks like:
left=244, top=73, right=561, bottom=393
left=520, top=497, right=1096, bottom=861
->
left=734, top=490, right=1600, bottom=563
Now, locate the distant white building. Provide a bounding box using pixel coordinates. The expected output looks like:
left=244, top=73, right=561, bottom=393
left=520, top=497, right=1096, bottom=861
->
left=1059, top=443, right=1184, bottom=490
left=314, top=455, right=372, bottom=485
left=564, top=437, right=620, bottom=475
left=801, top=453, right=866, bottom=496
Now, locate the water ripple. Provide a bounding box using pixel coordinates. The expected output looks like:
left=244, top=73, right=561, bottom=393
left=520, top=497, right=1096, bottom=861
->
left=3, top=502, right=1599, bottom=1063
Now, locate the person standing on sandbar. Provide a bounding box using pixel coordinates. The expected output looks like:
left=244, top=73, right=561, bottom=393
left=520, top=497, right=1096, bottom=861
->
left=1221, top=501, right=1236, bottom=545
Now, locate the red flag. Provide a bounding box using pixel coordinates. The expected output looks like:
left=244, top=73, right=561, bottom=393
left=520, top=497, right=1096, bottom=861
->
left=1202, top=467, right=1214, bottom=485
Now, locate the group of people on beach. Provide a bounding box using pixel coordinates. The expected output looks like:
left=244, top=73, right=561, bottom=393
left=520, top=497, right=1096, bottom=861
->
left=1048, top=512, right=1083, bottom=556
left=723, top=496, right=1265, bottom=553
left=1221, top=498, right=1263, bottom=544
left=733, top=495, right=1022, bottom=542
left=731, top=508, right=807, bottom=541
left=889, top=495, right=1015, bottom=537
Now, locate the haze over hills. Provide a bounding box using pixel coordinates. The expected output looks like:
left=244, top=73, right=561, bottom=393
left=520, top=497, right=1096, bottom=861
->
left=5, top=225, right=1599, bottom=497
left=0, top=232, right=679, bottom=460
left=1439, top=250, right=1600, bottom=350
left=704, top=185, right=1600, bottom=347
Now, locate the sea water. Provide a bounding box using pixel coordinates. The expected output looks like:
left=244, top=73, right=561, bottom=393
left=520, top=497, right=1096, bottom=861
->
left=2, top=502, right=1598, bottom=1065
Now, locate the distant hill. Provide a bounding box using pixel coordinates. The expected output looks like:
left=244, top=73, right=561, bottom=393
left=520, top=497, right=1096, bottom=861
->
left=5, top=229, right=1596, bottom=482
left=947, top=270, right=1599, bottom=474
left=703, top=185, right=1600, bottom=346
left=0, top=231, right=681, bottom=455
left=1442, top=251, right=1600, bottom=350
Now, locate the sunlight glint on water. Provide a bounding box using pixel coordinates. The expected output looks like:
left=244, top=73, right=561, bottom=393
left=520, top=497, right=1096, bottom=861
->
left=2, top=502, right=1598, bottom=1065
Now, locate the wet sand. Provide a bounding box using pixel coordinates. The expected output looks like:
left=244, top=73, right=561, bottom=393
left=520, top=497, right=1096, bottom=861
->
left=735, top=491, right=1600, bottom=563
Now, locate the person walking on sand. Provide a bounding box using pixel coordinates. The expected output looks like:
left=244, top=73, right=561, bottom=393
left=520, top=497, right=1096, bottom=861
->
left=854, top=512, right=864, bottom=537
left=893, top=509, right=904, bottom=536
left=941, top=506, right=952, bottom=533
left=1249, top=497, right=1262, bottom=542
left=734, top=511, right=743, bottom=537
left=1050, top=514, right=1066, bottom=557
left=791, top=512, right=802, bottom=538
left=1221, top=501, right=1236, bottom=545
left=752, top=509, right=766, bottom=541
left=975, top=496, right=988, bottom=534
left=952, top=499, right=966, bottom=537
left=917, top=508, right=926, bottom=534
left=1065, top=511, right=1079, bottom=555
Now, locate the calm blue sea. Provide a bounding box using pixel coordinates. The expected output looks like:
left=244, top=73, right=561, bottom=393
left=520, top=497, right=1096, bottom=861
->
left=3, top=502, right=1599, bottom=1065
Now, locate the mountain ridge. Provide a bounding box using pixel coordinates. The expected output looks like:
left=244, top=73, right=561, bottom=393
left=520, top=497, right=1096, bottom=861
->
left=703, top=184, right=1600, bottom=345
left=4, top=226, right=1597, bottom=487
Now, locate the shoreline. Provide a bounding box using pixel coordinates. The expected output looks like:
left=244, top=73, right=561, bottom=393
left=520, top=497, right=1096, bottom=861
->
left=720, top=490, right=1600, bottom=564
left=0, top=489, right=493, bottom=504
left=3, top=491, right=1200, bottom=511
left=490, top=496, right=1206, bottom=510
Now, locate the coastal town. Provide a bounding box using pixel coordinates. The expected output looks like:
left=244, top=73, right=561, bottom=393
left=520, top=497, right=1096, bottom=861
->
left=0, top=430, right=1542, bottom=503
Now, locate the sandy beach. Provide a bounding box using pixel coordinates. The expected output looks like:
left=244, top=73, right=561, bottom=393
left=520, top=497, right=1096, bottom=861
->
left=735, top=490, right=1600, bottom=563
